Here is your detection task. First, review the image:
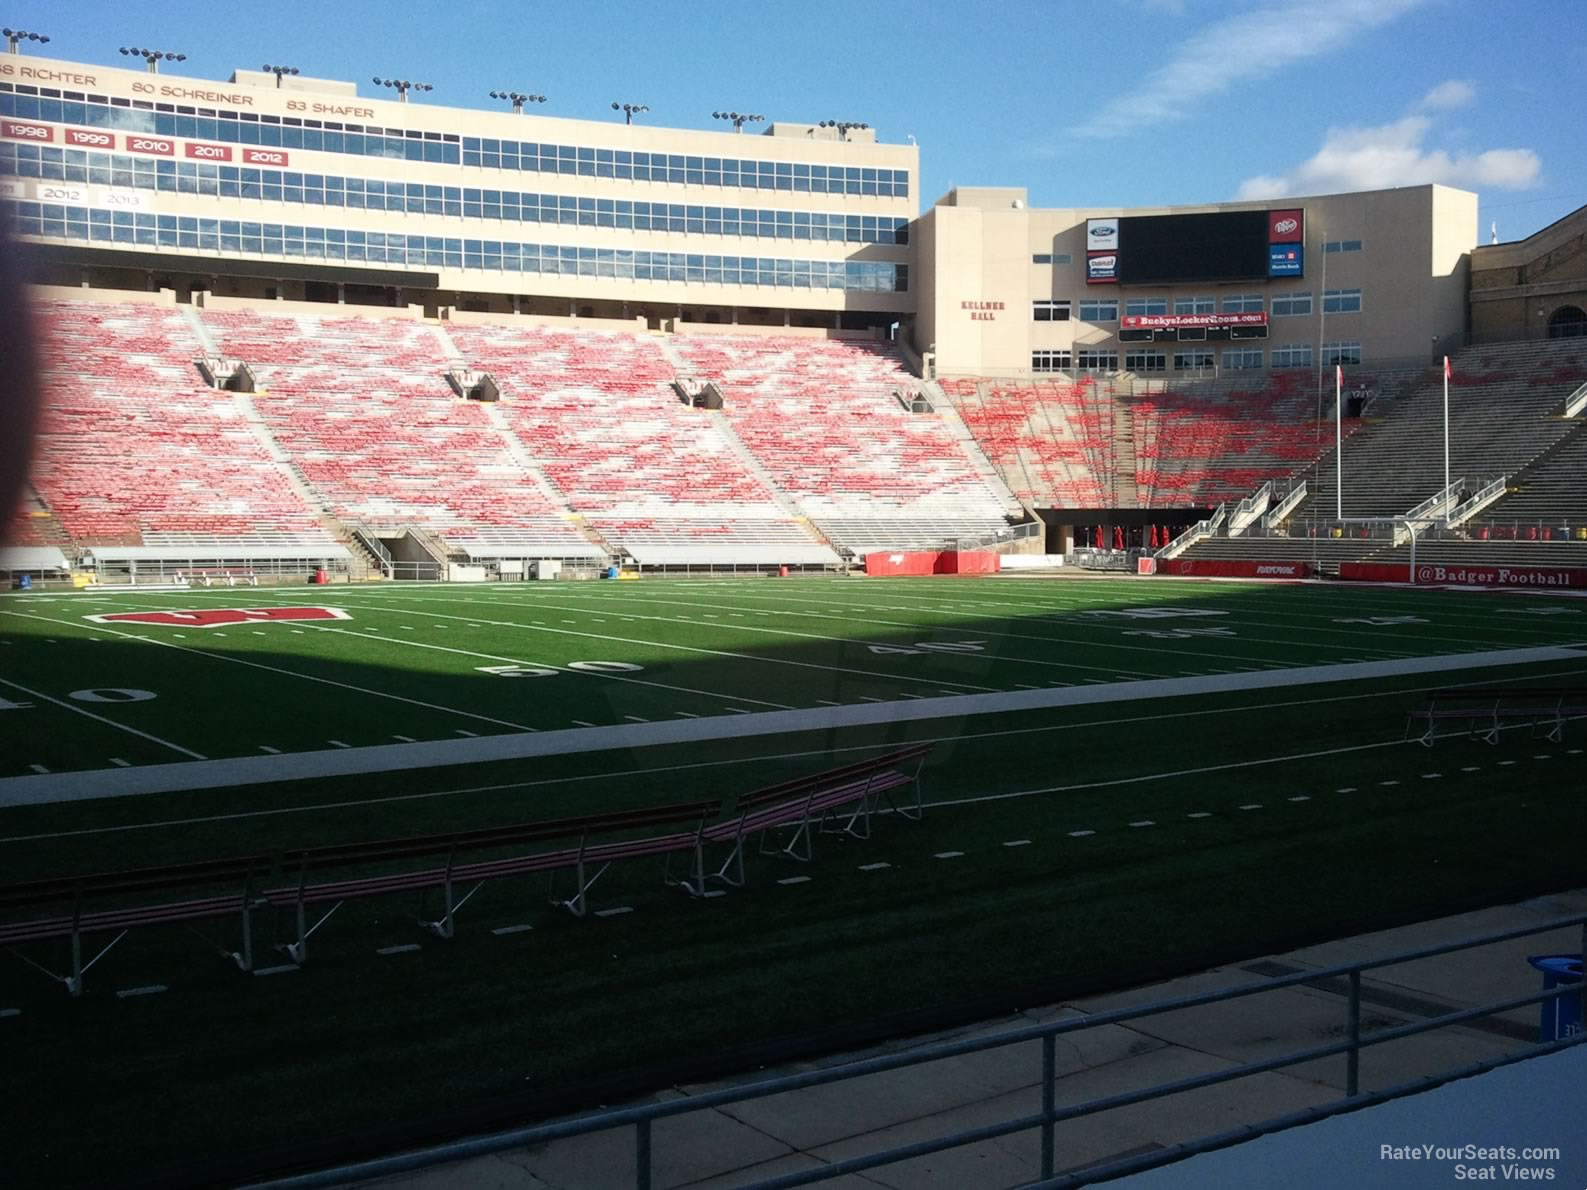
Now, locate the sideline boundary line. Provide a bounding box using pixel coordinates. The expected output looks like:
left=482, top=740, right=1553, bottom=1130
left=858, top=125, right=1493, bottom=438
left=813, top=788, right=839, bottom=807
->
left=0, top=643, right=1577, bottom=807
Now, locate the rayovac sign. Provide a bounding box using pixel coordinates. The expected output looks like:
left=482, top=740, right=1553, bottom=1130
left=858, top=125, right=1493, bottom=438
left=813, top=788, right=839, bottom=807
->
left=1086, top=218, right=1119, bottom=251
left=1168, top=559, right=1311, bottom=579
left=1120, top=312, right=1269, bottom=330
left=1268, top=209, right=1303, bottom=242
left=1086, top=252, right=1118, bottom=284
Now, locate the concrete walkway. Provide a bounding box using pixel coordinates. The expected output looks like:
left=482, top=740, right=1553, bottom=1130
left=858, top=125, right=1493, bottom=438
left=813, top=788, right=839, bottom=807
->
left=356, top=891, right=1587, bottom=1190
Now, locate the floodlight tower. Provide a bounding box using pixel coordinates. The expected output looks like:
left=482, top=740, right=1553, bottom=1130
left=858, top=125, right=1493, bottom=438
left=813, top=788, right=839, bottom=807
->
left=611, top=101, right=649, bottom=125
left=262, top=63, right=300, bottom=88
left=3, top=28, right=49, bottom=54
left=712, top=110, right=765, bottom=134
left=374, top=77, right=433, bottom=103
left=490, top=90, right=546, bottom=114
left=120, top=46, right=187, bottom=73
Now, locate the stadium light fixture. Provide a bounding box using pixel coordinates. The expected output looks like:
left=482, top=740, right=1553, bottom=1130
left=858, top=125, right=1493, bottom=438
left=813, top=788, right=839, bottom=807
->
left=3, top=28, right=49, bottom=54
left=262, top=63, right=301, bottom=87
left=374, top=77, right=433, bottom=103
left=819, top=119, right=870, bottom=140
left=712, top=110, right=765, bottom=134
left=611, top=101, right=649, bottom=125
left=120, top=46, right=187, bottom=73
left=490, top=90, right=546, bottom=114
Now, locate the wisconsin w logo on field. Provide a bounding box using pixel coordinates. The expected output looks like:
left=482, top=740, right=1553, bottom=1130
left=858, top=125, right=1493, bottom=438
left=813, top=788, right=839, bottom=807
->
left=84, top=607, right=352, bottom=628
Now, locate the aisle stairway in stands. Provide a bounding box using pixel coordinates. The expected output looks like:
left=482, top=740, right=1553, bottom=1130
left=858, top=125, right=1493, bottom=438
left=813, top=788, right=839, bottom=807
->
left=673, top=335, right=1013, bottom=551
left=26, top=299, right=333, bottom=548
left=449, top=323, right=836, bottom=565
left=203, top=309, right=593, bottom=558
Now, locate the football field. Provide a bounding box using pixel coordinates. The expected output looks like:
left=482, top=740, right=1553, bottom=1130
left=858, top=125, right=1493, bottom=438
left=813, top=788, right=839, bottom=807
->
left=4, top=573, right=1587, bottom=1187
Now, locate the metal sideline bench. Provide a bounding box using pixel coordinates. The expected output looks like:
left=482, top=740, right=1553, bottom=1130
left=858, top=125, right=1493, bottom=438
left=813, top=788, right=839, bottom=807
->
left=1404, top=688, right=1587, bottom=747
left=176, top=567, right=259, bottom=587
left=0, top=855, right=270, bottom=996
left=265, top=799, right=723, bottom=963
left=680, top=743, right=932, bottom=896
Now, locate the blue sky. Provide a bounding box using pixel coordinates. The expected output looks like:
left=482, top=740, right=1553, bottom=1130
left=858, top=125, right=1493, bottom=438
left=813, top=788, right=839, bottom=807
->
left=15, top=0, right=1587, bottom=239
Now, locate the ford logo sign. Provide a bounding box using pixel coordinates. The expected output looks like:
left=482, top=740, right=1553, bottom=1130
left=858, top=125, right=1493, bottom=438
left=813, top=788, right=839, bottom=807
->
left=1274, top=218, right=1298, bottom=235
left=1091, top=226, right=1115, bottom=238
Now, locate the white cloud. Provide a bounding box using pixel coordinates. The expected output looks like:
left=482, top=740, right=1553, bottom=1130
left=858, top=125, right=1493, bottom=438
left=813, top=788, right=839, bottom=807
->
left=1417, top=79, right=1475, bottom=111
left=1072, top=0, right=1426, bottom=140
left=1234, top=116, right=1541, bottom=199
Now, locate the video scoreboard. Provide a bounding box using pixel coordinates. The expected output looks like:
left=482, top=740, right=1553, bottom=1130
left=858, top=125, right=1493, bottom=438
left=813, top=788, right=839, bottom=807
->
left=1086, top=208, right=1304, bottom=285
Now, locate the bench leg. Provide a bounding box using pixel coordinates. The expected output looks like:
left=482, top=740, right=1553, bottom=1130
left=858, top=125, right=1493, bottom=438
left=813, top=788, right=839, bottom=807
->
left=280, top=900, right=342, bottom=965
left=663, top=842, right=708, bottom=898
left=421, top=881, right=483, bottom=939
left=551, top=859, right=611, bottom=918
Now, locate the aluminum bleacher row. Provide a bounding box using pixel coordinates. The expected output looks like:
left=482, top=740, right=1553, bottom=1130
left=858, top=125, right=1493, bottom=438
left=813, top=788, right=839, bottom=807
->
left=446, top=323, right=837, bottom=565
left=27, top=301, right=333, bottom=548
left=674, top=335, right=1011, bottom=550
left=205, top=310, right=594, bottom=558
left=1178, top=340, right=1587, bottom=572
left=12, top=300, right=1027, bottom=565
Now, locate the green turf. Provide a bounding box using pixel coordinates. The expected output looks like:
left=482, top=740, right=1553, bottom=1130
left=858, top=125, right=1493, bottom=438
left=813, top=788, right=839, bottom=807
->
left=2, top=574, right=1585, bottom=1186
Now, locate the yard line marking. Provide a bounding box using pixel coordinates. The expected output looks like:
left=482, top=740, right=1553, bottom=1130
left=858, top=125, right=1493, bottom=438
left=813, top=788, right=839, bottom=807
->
left=0, top=610, right=539, bottom=736
left=1003, top=839, right=1032, bottom=848
left=14, top=654, right=1586, bottom=816
left=328, top=740, right=351, bottom=749
left=492, top=925, right=533, bottom=936
left=724, top=707, right=752, bottom=714
left=1337, top=787, right=1357, bottom=793
left=934, top=851, right=965, bottom=859
left=1288, top=795, right=1311, bottom=802
left=29, top=764, right=49, bottom=774
left=0, top=1009, right=18, bottom=1018
left=258, top=746, right=281, bottom=755
left=776, top=876, right=811, bottom=885
left=571, top=720, right=596, bottom=728
left=1533, top=754, right=1551, bottom=760
left=115, top=985, right=167, bottom=999
left=1380, top=780, right=1400, bottom=787
left=859, top=696, right=886, bottom=703
left=1421, top=772, right=1442, bottom=779
left=109, top=758, right=131, bottom=768
left=1498, top=760, right=1516, bottom=766
left=376, top=944, right=421, bottom=955
left=1068, top=830, right=1096, bottom=838
left=858, top=862, right=892, bottom=870
left=306, top=623, right=797, bottom=711
left=454, top=729, right=478, bottom=737
left=702, top=890, right=728, bottom=899
left=392, top=735, right=417, bottom=743
left=816, top=699, right=841, bottom=706
left=623, top=716, right=649, bottom=723
left=675, top=712, right=700, bottom=718
left=252, top=631, right=266, bottom=636
left=253, top=965, right=299, bottom=977
left=0, top=674, right=208, bottom=760
left=1187, top=812, right=1212, bottom=819
left=1129, top=820, right=1155, bottom=828
left=1016, top=684, right=1041, bottom=690
left=1570, top=749, right=1583, bottom=755
left=1239, top=804, right=1263, bottom=811
left=593, top=906, right=633, bottom=918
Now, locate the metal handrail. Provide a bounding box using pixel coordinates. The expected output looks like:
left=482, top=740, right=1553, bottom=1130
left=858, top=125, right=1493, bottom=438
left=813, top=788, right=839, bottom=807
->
left=249, top=912, right=1587, bottom=1190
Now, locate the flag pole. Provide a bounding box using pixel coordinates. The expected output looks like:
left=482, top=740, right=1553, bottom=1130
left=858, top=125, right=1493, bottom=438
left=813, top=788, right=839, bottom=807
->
left=1335, top=363, right=1343, bottom=521
left=1443, top=355, right=1451, bottom=509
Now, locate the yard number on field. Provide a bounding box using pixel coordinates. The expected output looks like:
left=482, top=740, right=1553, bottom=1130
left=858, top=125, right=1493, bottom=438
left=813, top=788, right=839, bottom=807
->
left=476, top=661, right=645, bottom=678
left=867, top=640, right=986, bottom=657
left=1332, top=616, right=1428, bottom=626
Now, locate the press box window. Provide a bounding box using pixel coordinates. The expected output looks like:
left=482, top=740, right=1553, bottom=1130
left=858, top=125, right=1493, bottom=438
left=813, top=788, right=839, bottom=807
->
left=1032, top=350, right=1072, bottom=372
left=1323, top=288, right=1362, bottom=314
left=1271, top=293, right=1313, bottom=317
left=1032, top=300, right=1071, bottom=322
left=1125, top=350, right=1167, bottom=372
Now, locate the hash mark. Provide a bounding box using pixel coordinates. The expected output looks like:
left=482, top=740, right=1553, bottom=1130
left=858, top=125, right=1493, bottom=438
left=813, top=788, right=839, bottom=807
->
left=593, top=906, right=633, bottom=918
left=328, top=740, right=350, bottom=749
left=1422, top=773, right=1442, bottom=779
left=492, top=924, right=533, bottom=936
left=571, top=720, right=596, bottom=728
left=454, top=729, right=478, bottom=737
left=253, top=965, right=299, bottom=977
left=623, top=715, right=649, bottom=723
left=1068, top=830, right=1096, bottom=838
left=777, top=876, right=811, bottom=885
left=675, top=711, right=700, bottom=718
left=1288, top=795, right=1311, bottom=802
left=1239, top=804, right=1263, bottom=810
left=376, top=944, right=421, bottom=955
left=392, top=734, right=416, bottom=743
left=1129, top=820, right=1155, bottom=828
left=934, top=851, right=965, bottom=859
left=1187, top=812, right=1212, bottom=819
left=858, top=862, right=891, bottom=871
left=109, top=758, right=131, bottom=768
left=1337, top=787, right=1357, bottom=793
left=28, top=764, right=49, bottom=774
left=1380, top=780, right=1400, bottom=787
left=0, top=1009, right=18, bottom=1018
left=1003, top=839, right=1032, bottom=847
left=258, top=746, right=281, bottom=755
